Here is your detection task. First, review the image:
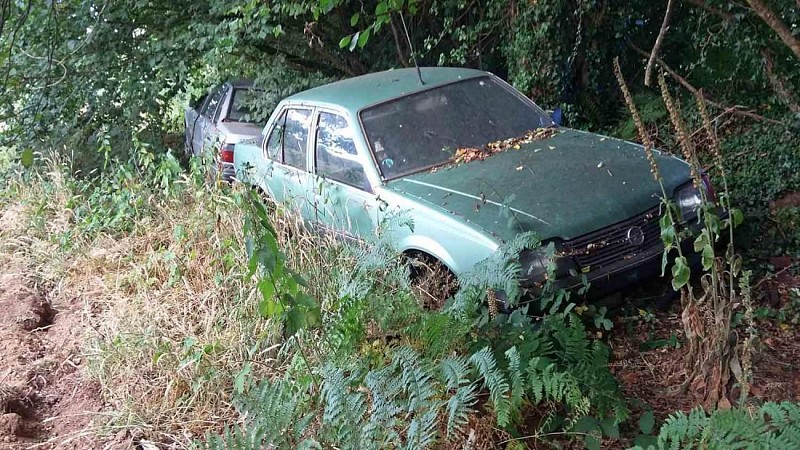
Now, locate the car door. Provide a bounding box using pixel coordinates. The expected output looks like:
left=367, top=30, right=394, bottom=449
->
left=311, top=109, right=378, bottom=240
left=259, top=106, right=316, bottom=218
left=192, top=85, right=225, bottom=156
left=185, top=94, right=208, bottom=154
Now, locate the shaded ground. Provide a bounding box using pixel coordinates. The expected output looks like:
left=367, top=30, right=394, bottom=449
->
left=0, top=259, right=131, bottom=449
left=609, top=263, right=800, bottom=442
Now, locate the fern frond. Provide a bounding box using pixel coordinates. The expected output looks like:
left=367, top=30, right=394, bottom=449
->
left=470, top=347, right=512, bottom=427
left=404, top=407, right=440, bottom=450
left=505, top=347, right=525, bottom=413
left=445, top=383, right=477, bottom=438
left=390, top=347, right=434, bottom=412
left=440, top=356, right=471, bottom=391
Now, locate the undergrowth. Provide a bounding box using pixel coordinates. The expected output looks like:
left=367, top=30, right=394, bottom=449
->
left=3, top=144, right=800, bottom=449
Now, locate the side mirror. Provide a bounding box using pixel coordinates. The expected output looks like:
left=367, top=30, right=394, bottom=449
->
left=549, top=107, right=563, bottom=126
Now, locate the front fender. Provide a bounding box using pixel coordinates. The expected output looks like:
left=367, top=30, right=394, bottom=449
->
left=388, top=209, right=500, bottom=275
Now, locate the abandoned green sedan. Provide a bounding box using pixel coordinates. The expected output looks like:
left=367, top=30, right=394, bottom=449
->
left=234, top=67, right=707, bottom=298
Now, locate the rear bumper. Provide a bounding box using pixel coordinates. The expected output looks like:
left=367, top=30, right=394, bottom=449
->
left=215, top=162, right=236, bottom=183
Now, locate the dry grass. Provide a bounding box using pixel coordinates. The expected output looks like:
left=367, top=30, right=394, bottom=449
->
left=81, top=192, right=281, bottom=444
left=0, top=157, right=432, bottom=447
left=0, top=167, right=291, bottom=446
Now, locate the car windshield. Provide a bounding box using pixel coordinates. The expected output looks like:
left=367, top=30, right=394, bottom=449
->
left=227, top=88, right=264, bottom=123
left=360, top=76, right=554, bottom=179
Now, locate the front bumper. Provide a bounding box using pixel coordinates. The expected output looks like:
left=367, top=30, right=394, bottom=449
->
left=520, top=224, right=711, bottom=302
left=552, top=238, right=699, bottom=299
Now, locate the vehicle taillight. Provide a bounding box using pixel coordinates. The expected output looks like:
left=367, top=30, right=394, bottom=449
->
left=220, top=143, right=235, bottom=163
left=701, top=172, right=717, bottom=204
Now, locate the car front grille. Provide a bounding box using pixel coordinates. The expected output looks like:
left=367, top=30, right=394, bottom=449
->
left=564, top=206, right=663, bottom=272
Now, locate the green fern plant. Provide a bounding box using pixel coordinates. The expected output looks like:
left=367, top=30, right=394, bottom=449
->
left=632, top=402, right=800, bottom=450
left=194, top=380, right=317, bottom=450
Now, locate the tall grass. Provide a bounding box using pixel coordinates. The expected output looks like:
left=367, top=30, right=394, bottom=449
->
left=1, top=152, right=285, bottom=443
left=1, top=148, right=628, bottom=448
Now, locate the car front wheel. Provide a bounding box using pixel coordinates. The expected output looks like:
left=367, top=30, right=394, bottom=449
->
left=405, top=252, right=459, bottom=310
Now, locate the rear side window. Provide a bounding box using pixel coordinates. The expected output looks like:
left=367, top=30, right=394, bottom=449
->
left=283, top=109, right=312, bottom=170
left=265, top=110, right=286, bottom=160
left=315, top=112, right=367, bottom=189
left=201, top=86, right=225, bottom=118
left=212, top=86, right=230, bottom=123
left=228, top=88, right=263, bottom=123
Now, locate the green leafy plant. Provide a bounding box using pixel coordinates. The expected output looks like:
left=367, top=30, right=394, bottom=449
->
left=616, top=59, right=756, bottom=410
left=631, top=402, right=800, bottom=450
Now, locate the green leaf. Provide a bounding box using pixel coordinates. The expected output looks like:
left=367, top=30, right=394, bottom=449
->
left=693, top=230, right=709, bottom=252
left=350, top=12, right=359, bottom=27
left=599, top=417, right=619, bottom=439
left=233, top=363, right=251, bottom=394
left=338, top=35, right=352, bottom=49
left=285, top=306, right=308, bottom=336
left=357, top=28, right=370, bottom=48
left=731, top=208, right=744, bottom=228
left=20, top=148, right=33, bottom=168
left=376, top=1, right=388, bottom=16
left=671, top=256, right=691, bottom=291
left=573, top=416, right=598, bottom=433
left=639, top=410, right=655, bottom=434
left=258, top=278, right=275, bottom=301
left=701, top=244, right=714, bottom=271
left=584, top=433, right=601, bottom=450
left=660, top=215, right=675, bottom=248
left=258, top=295, right=284, bottom=318
left=634, top=434, right=658, bottom=449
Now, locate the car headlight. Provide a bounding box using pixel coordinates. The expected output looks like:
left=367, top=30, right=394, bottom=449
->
left=675, top=181, right=704, bottom=222
left=519, top=244, right=576, bottom=285
left=519, top=249, right=548, bottom=283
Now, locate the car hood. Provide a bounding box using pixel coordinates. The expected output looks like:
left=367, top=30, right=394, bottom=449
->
left=386, top=129, right=691, bottom=242
left=218, top=121, right=262, bottom=141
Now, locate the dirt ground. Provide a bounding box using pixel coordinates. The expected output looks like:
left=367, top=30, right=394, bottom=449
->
left=609, top=263, right=800, bottom=427
left=0, top=260, right=132, bottom=450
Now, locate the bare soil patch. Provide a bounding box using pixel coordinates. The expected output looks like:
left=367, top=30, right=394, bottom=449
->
left=0, top=259, right=132, bottom=449
left=609, top=271, right=800, bottom=429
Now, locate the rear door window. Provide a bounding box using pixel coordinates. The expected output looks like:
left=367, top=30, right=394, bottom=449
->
left=212, top=85, right=230, bottom=123
left=282, top=108, right=312, bottom=170
left=265, top=110, right=287, bottom=160
left=201, top=86, right=225, bottom=119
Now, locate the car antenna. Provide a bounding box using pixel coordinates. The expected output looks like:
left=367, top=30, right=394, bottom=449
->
left=399, top=13, right=424, bottom=85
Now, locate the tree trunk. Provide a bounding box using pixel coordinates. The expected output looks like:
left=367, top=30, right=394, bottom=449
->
left=762, top=49, right=800, bottom=113
left=746, top=0, right=800, bottom=60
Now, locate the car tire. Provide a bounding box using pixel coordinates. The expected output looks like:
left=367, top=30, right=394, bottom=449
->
left=405, top=252, right=459, bottom=310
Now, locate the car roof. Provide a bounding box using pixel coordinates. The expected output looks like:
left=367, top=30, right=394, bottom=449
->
left=283, top=67, right=487, bottom=113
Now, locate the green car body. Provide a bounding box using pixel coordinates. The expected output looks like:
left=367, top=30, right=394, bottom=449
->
left=234, top=67, right=702, bottom=297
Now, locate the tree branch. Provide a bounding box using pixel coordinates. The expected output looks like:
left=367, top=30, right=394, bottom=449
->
left=389, top=14, right=409, bottom=67
left=684, top=0, right=734, bottom=22
left=746, top=0, right=800, bottom=60
left=630, top=43, right=786, bottom=125
left=762, top=48, right=800, bottom=114
left=645, top=0, right=675, bottom=86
